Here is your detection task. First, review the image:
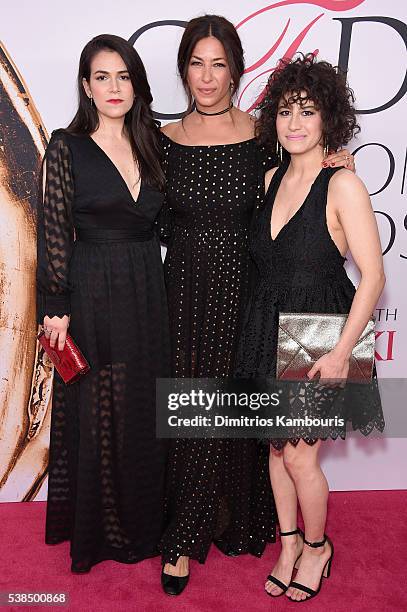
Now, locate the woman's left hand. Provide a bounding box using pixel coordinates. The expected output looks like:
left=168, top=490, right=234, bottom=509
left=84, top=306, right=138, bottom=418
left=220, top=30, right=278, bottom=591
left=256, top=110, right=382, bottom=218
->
left=307, top=350, right=350, bottom=384
left=323, top=149, right=355, bottom=172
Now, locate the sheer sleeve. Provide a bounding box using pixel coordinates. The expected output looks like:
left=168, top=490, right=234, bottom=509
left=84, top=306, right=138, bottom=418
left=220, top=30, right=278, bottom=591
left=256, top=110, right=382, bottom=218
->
left=36, top=130, right=74, bottom=322
left=155, top=131, right=172, bottom=244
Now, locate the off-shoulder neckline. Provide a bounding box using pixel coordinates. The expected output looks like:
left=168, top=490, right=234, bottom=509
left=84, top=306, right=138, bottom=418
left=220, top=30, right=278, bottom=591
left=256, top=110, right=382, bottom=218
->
left=160, top=131, right=256, bottom=148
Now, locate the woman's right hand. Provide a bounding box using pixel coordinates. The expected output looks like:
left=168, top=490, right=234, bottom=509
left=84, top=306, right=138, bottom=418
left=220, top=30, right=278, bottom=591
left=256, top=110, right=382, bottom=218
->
left=43, top=315, right=70, bottom=350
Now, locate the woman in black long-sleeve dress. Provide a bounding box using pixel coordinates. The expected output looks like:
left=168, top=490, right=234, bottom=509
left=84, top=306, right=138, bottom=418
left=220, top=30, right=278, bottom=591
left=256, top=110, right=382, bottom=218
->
left=158, top=132, right=276, bottom=563
left=37, top=34, right=169, bottom=573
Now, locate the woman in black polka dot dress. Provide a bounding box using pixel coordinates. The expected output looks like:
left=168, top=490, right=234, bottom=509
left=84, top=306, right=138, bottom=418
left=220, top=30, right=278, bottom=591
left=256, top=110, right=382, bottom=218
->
left=158, top=16, right=352, bottom=595
left=157, top=17, right=276, bottom=594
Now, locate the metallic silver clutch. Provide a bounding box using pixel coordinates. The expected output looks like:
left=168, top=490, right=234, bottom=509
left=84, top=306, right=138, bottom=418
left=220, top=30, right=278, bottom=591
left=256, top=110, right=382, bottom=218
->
left=276, top=313, right=375, bottom=381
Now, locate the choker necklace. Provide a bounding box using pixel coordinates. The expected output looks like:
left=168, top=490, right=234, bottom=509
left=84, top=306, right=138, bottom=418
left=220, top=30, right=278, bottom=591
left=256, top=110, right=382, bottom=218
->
left=196, top=102, right=233, bottom=116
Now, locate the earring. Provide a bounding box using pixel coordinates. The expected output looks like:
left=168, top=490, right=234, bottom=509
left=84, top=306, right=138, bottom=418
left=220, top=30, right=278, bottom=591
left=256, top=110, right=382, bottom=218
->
left=323, top=139, right=329, bottom=158
left=230, top=81, right=234, bottom=92
left=89, top=94, right=93, bottom=107
left=276, top=140, right=283, bottom=165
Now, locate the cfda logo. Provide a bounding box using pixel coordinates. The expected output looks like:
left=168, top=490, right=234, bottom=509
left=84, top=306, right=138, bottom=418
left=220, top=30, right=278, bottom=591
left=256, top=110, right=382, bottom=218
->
left=129, top=0, right=407, bottom=119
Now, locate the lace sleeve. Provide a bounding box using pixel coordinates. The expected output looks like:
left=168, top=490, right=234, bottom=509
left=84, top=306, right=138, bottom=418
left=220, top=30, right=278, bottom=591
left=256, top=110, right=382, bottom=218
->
left=36, top=130, right=74, bottom=322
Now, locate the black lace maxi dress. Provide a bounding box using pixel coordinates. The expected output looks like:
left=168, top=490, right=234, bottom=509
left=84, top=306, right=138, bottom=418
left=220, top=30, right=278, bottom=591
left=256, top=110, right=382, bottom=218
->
left=157, top=134, right=277, bottom=565
left=37, top=130, right=170, bottom=571
left=235, top=162, right=385, bottom=449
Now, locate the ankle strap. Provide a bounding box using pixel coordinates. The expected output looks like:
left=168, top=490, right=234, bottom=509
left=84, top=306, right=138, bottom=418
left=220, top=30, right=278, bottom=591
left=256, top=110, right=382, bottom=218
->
left=303, top=534, right=327, bottom=548
left=280, top=529, right=300, bottom=537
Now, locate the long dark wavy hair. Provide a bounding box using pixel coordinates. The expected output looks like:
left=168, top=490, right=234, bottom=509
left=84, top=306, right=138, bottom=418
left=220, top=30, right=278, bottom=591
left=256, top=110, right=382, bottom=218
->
left=67, top=34, right=164, bottom=189
left=256, top=53, right=360, bottom=154
left=177, top=15, right=244, bottom=115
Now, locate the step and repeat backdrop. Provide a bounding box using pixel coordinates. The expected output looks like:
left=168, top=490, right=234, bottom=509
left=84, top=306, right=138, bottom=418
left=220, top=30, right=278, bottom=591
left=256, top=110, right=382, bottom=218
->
left=0, top=0, right=406, bottom=501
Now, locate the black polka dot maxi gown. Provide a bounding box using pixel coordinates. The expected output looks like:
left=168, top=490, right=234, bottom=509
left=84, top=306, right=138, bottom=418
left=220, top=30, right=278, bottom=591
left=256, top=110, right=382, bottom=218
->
left=37, top=130, right=170, bottom=571
left=158, top=133, right=277, bottom=564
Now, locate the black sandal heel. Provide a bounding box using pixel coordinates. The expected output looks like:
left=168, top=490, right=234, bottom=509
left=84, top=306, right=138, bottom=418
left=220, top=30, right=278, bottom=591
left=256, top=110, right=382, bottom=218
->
left=287, top=534, right=334, bottom=602
left=265, top=527, right=304, bottom=597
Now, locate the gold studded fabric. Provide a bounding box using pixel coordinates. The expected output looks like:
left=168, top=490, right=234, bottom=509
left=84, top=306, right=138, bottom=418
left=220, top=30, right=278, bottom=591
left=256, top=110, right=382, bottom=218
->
left=158, top=134, right=277, bottom=564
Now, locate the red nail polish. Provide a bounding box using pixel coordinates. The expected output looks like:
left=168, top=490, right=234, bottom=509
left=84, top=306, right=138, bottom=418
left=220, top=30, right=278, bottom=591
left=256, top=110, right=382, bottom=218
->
left=330, top=162, right=335, bottom=167
left=322, top=162, right=328, bottom=167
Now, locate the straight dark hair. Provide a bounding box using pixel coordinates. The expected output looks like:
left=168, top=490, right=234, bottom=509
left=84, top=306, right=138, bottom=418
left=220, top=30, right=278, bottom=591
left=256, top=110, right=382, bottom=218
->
left=67, top=34, right=164, bottom=189
left=177, top=15, right=244, bottom=115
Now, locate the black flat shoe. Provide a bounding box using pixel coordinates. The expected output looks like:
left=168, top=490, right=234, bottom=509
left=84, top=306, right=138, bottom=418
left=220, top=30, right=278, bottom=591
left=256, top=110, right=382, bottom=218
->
left=161, top=566, right=189, bottom=596
left=71, top=561, right=91, bottom=574
left=266, top=528, right=304, bottom=598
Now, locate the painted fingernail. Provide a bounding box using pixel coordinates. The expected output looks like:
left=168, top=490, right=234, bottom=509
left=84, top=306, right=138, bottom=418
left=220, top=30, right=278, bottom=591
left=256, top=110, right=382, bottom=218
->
left=322, top=162, right=328, bottom=167
left=330, top=162, right=335, bottom=166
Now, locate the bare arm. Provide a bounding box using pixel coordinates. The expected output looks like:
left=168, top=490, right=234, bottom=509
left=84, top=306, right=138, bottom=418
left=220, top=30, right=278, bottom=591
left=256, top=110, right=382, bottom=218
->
left=308, top=169, right=385, bottom=379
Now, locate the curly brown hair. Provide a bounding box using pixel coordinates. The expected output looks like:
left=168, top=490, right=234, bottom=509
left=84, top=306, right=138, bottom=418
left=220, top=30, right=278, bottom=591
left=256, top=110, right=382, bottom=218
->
left=256, top=53, right=360, bottom=153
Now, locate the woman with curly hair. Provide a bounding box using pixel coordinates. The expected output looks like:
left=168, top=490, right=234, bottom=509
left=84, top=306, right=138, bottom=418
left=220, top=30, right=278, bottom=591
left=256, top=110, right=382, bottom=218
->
left=235, top=54, right=385, bottom=601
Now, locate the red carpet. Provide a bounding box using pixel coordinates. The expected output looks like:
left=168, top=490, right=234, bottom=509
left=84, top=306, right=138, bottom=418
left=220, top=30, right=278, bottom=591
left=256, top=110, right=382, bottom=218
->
left=1, top=491, right=406, bottom=612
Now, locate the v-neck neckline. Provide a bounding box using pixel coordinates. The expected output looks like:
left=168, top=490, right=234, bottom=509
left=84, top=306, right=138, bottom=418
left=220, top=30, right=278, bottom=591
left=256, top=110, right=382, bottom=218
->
left=269, top=163, right=324, bottom=242
left=88, top=135, right=142, bottom=204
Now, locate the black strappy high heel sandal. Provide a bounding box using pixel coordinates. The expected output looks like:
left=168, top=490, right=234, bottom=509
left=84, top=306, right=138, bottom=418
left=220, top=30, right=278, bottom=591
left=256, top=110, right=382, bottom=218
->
left=287, top=534, right=334, bottom=602
left=265, top=528, right=304, bottom=597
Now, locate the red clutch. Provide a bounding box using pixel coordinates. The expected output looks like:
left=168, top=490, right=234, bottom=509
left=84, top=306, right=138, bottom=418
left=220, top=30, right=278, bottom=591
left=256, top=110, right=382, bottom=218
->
left=37, top=330, right=90, bottom=384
